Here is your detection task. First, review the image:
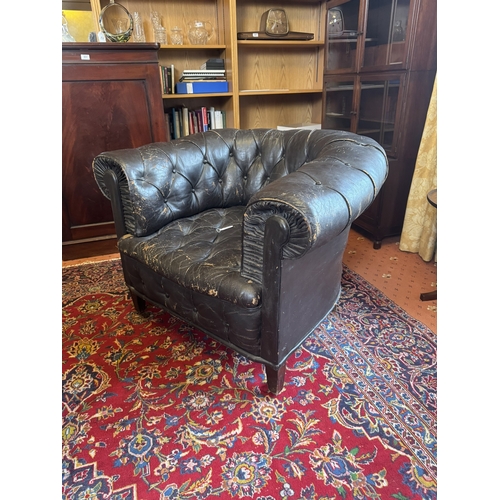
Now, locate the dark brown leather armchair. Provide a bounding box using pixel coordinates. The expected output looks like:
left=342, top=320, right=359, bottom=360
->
left=93, top=128, right=388, bottom=394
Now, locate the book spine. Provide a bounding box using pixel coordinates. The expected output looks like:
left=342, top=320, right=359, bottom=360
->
left=166, top=66, right=172, bottom=94
left=170, top=64, right=175, bottom=94
left=209, top=107, right=216, bottom=131
left=182, top=107, right=189, bottom=137
left=201, top=107, right=209, bottom=132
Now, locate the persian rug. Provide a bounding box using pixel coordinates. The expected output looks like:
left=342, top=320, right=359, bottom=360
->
left=62, top=259, right=436, bottom=500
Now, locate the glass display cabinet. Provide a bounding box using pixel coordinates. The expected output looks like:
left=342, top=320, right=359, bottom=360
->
left=325, top=0, right=411, bottom=74
left=322, top=0, right=436, bottom=248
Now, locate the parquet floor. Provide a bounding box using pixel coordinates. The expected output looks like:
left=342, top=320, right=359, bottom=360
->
left=62, top=228, right=437, bottom=334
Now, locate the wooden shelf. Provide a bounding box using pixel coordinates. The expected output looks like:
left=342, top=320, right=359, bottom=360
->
left=158, top=44, right=226, bottom=50
left=237, top=40, right=324, bottom=47
left=240, top=89, right=322, bottom=96
left=163, top=92, right=233, bottom=98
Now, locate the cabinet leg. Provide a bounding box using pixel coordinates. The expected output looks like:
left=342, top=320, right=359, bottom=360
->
left=266, top=365, right=286, bottom=395
left=420, top=290, right=437, bottom=301
left=373, top=240, right=382, bottom=250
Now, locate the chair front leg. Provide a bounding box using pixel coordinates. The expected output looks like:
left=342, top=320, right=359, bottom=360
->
left=266, top=365, right=286, bottom=395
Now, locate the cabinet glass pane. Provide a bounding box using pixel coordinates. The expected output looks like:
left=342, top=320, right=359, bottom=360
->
left=363, top=0, right=410, bottom=68
left=358, top=79, right=399, bottom=150
left=326, top=1, right=360, bottom=72
left=324, top=80, right=355, bottom=131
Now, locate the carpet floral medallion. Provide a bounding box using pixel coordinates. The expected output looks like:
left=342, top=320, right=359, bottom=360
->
left=62, top=260, right=437, bottom=500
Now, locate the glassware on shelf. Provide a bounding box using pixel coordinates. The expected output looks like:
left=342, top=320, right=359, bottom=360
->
left=154, top=26, right=167, bottom=44
left=170, top=26, right=183, bottom=45
left=188, top=20, right=214, bottom=45
left=150, top=11, right=167, bottom=44
left=392, top=20, right=405, bottom=42
left=99, top=0, right=134, bottom=42
left=132, top=12, right=146, bottom=42
left=62, top=14, right=76, bottom=42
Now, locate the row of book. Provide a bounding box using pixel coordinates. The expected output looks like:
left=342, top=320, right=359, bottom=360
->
left=160, top=65, right=175, bottom=95
left=160, top=59, right=227, bottom=95
left=166, top=106, right=227, bottom=140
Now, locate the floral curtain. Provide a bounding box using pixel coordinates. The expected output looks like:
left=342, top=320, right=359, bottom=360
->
left=399, top=77, right=437, bottom=262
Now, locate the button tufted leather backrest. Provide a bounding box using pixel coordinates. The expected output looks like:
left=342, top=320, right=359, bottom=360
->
left=94, top=128, right=330, bottom=237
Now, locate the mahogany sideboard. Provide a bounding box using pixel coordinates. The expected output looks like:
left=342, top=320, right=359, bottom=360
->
left=62, top=43, right=167, bottom=260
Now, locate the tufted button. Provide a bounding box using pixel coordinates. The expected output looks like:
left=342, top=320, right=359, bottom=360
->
left=192, top=189, right=195, bottom=193
left=218, top=179, right=223, bottom=184
left=203, top=159, right=208, bottom=164
left=243, top=175, right=247, bottom=180
left=172, top=169, right=176, bottom=174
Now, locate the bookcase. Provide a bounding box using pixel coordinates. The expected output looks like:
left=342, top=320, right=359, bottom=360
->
left=86, top=0, right=327, bottom=129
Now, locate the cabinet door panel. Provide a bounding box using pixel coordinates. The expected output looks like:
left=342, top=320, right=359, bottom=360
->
left=325, top=0, right=361, bottom=73
left=62, top=45, right=166, bottom=251
left=323, top=78, right=356, bottom=131
left=358, top=75, right=403, bottom=156
left=62, top=77, right=158, bottom=237
left=362, top=0, right=410, bottom=70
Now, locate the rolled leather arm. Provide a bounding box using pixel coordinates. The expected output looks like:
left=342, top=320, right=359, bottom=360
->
left=241, top=138, right=388, bottom=283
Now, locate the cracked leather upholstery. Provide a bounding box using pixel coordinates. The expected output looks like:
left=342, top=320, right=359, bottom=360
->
left=93, top=128, right=388, bottom=393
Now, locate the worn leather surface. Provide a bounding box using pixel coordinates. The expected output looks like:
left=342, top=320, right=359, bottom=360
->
left=93, top=128, right=388, bottom=375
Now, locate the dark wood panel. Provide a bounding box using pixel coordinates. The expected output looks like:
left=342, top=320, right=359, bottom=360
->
left=62, top=43, right=167, bottom=258
left=62, top=78, right=157, bottom=228
left=62, top=237, right=119, bottom=261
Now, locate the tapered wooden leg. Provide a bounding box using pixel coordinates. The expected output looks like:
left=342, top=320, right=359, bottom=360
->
left=130, top=290, right=147, bottom=314
left=266, top=365, right=286, bottom=395
left=420, top=290, right=437, bottom=301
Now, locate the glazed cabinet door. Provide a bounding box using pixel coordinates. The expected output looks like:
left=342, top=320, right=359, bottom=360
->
left=325, top=0, right=362, bottom=73
left=325, top=0, right=414, bottom=74
left=361, top=0, right=412, bottom=71
left=323, top=76, right=357, bottom=132
left=324, top=72, right=404, bottom=157
left=357, top=73, right=404, bottom=157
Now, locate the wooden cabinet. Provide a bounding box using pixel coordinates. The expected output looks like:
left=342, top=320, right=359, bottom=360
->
left=62, top=43, right=167, bottom=260
left=322, top=0, right=436, bottom=248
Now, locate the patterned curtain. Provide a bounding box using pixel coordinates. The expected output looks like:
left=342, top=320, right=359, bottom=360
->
left=399, top=77, right=437, bottom=262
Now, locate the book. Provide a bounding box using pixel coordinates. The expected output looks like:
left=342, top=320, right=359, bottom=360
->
left=179, top=75, right=227, bottom=82
left=277, top=123, right=322, bottom=131
left=179, top=69, right=225, bottom=82
left=171, top=64, right=176, bottom=94
left=176, top=81, right=229, bottom=94
left=201, top=107, right=209, bottom=132
left=201, top=58, right=225, bottom=70
left=182, top=69, right=225, bottom=75
left=209, top=107, right=216, bottom=130
left=171, top=108, right=181, bottom=139
left=214, top=110, right=224, bottom=129
left=182, top=107, right=189, bottom=136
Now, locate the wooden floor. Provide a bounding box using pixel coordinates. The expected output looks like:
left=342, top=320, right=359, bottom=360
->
left=62, top=228, right=437, bottom=333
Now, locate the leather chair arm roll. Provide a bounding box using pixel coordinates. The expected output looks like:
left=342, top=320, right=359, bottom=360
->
left=241, top=140, right=388, bottom=283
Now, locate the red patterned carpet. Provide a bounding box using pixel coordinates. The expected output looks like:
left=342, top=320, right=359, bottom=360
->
left=62, top=259, right=436, bottom=500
